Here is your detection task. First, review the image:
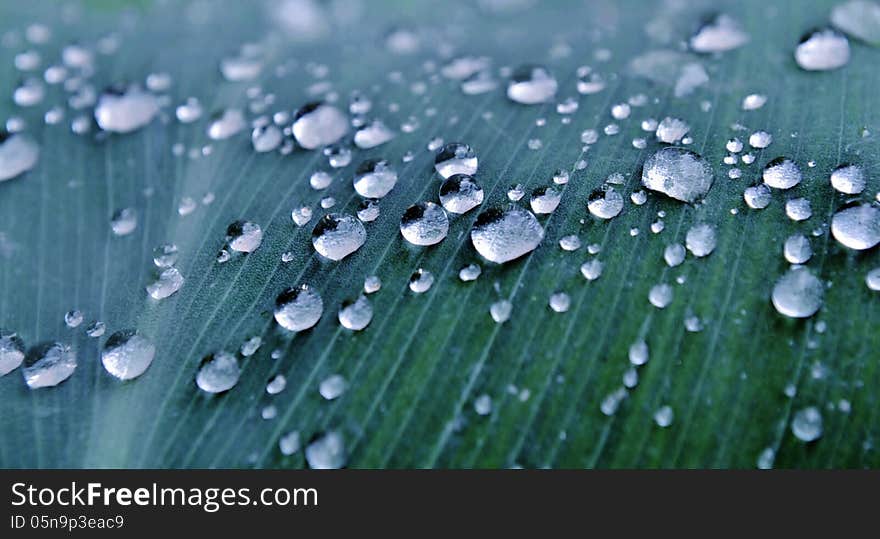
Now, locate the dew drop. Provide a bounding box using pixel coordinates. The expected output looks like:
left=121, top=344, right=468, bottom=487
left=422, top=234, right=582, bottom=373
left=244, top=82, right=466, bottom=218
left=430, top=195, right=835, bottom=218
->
left=744, top=184, right=772, bottom=209
left=831, top=0, right=880, bottom=44
left=434, top=142, right=477, bottom=178
left=783, top=234, right=812, bottom=264
left=685, top=223, right=717, bottom=257
left=628, top=339, right=649, bottom=366
left=353, top=119, right=395, bottom=149
left=22, top=342, right=76, bottom=389
left=207, top=108, right=246, bottom=140
left=409, top=268, right=434, bottom=293
left=94, top=85, right=159, bottom=133
left=305, top=431, right=347, bottom=469
left=111, top=208, right=138, bottom=236
left=252, top=124, right=282, bottom=152
left=762, top=157, right=801, bottom=190
left=655, top=117, right=690, bottom=144
left=0, top=330, right=25, bottom=377
left=865, top=267, right=880, bottom=291
left=795, top=27, right=850, bottom=71
left=459, top=263, right=482, bottom=282
left=196, top=352, right=240, bottom=394
left=587, top=186, right=624, bottom=219
left=742, top=94, right=768, bottom=111
left=0, top=131, right=40, bottom=182
left=529, top=186, right=562, bottom=214
left=338, top=295, right=373, bottom=331
left=356, top=199, right=380, bottom=222
left=319, top=374, right=348, bottom=400
left=471, top=206, right=544, bottom=263
left=785, top=197, right=812, bottom=221
left=226, top=220, right=262, bottom=253
left=549, top=292, right=570, bottom=313
left=580, top=259, right=603, bottom=281
left=274, top=285, right=323, bottom=331
left=649, top=283, right=674, bottom=308
left=291, top=206, right=313, bottom=227
left=146, top=267, right=184, bottom=300
left=490, top=299, right=512, bottom=323
left=507, top=65, right=557, bottom=104
left=101, top=330, right=155, bottom=380
left=664, top=243, right=686, bottom=267
left=353, top=159, right=397, bottom=198
left=830, top=204, right=880, bottom=250
left=791, top=406, right=823, bottom=441
left=364, top=275, right=382, bottom=294
left=654, top=405, right=674, bottom=427
left=689, top=13, right=749, bottom=53
left=291, top=102, right=348, bottom=150
left=312, top=213, right=366, bottom=260
left=772, top=266, right=824, bottom=318
left=641, top=147, right=714, bottom=203
left=400, top=202, right=449, bottom=246
left=830, top=164, right=866, bottom=194
left=439, top=174, right=484, bottom=214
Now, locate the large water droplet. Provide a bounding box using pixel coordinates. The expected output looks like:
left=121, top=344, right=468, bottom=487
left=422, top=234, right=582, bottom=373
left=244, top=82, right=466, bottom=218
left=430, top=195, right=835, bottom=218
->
left=791, top=406, right=823, bottom=441
left=353, top=159, right=397, bottom=198
left=830, top=164, right=866, bottom=194
left=0, top=330, right=25, bottom=377
left=830, top=203, right=880, bottom=250
left=291, top=102, right=348, bottom=150
left=196, top=352, right=240, bottom=394
left=101, top=329, right=155, bottom=380
left=471, top=206, right=544, bottom=263
left=22, top=342, right=76, bottom=389
left=226, top=220, right=263, bottom=253
left=641, top=147, right=714, bottom=203
left=434, top=142, right=477, bottom=178
left=400, top=202, right=449, bottom=246
left=587, top=186, right=624, bottom=219
left=338, top=295, right=373, bottom=331
left=506, top=65, right=557, bottom=104
left=274, top=285, right=323, bottom=331
left=772, top=266, right=824, bottom=318
left=689, top=13, right=749, bottom=52
left=305, top=431, right=347, bottom=469
left=0, top=131, right=40, bottom=182
left=439, top=174, right=483, bottom=214
left=762, top=157, right=802, bottom=190
left=94, top=85, right=159, bottom=133
left=795, top=27, right=850, bottom=71
left=831, top=0, right=880, bottom=44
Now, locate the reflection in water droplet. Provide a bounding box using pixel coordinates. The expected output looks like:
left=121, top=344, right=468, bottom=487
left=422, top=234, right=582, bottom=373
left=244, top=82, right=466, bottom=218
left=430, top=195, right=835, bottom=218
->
left=101, top=330, right=155, bottom=380
left=196, top=352, right=240, bottom=394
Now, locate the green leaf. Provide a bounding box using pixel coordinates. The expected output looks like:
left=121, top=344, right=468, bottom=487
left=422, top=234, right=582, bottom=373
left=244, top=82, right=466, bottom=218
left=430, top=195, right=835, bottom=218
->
left=1, top=0, right=878, bottom=469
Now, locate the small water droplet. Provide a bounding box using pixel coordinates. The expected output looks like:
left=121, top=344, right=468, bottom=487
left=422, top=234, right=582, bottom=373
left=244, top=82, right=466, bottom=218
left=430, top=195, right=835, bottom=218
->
left=507, top=65, right=557, bottom=104
left=580, top=259, right=603, bottom=281
left=629, top=339, right=649, bottom=366
left=587, top=186, right=624, bottom=219
left=742, top=94, right=767, bottom=111
left=64, top=310, right=83, bottom=328
left=654, top=405, right=674, bottom=427
left=207, top=108, right=246, bottom=140
left=291, top=206, right=313, bottom=227
left=0, top=131, right=40, bottom=182
left=146, top=267, right=184, bottom=300
left=830, top=164, right=866, bottom=194
left=744, top=184, right=772, bottom=209
left=649, top=283, right=674, bottom=308
left=664, top=243, right=686, bottom=267
left=354, top=119, right=395, bottom=149
left=865, top=267, right=880, bottom=291
left=305, top=431, right=347, bottom=469
left=549, top=292, right=571, bottom=313
left=791, top=406, right=823, bottom=441
left=94, top=85, right=159, bottom=133
left=196, top=352, right=240, bottom=394
left=459, top=263, right=482, bottom=282
left=338, top=295, right=373, bottom=331
left=689, top=13, right=749, bottom=53
left=409, top=268, right=434, bottom=293
left=252, top=124, right=282, bottom=152
left=241, top=336, right=262, bottom=357
left=353, top=159, right=397, bottom=198
left=685, top=223, right=717, bottom=257
left=226, top=220, right=262, bottom=253
left=490, top=299, right=512, bottom=323
left=831, top=0, right=880, bottom=44
left=111, top=208, right=138, bottom=236
left=655, top=117, right=690, bottom=144
left=0, top=330, right=25, bottom=377
left=785, top=198, right=812, bottom=221
left=783, top=234, right=813, bottom=264
left=85, top=321, right=105, bottom=338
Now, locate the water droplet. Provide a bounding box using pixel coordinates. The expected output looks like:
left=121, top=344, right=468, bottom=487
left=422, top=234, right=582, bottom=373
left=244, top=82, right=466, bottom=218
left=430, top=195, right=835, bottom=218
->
left=831, top=204, right=880, bottom=250
left=689, top=13, right=749, bottom=52
left=279, top=430, right=301, bottom=455
left=580, top=259, right=603, bottom=281
left=252, top=124, right=282, bottom=152
left=305, top=431, right=347, bottom=469
left=196, top=352, right=240, bottom=394
left=176, top=97, right=203, bottom=123
left=153, top=243, right=178, bottom=268
left=226, top=220, right=262, bottom=253
left=655, top=117, right=690, bottom=144
left=338, top=295, right=373, bottom=331
left=600, top=387, right=628, bottom=416
left=356, top=199, right=380, bottom=223
left=762, top=158, right=802, bottom=191
left=241, top=336, right=262, bottom=357
left=783, top=234, right=813, bottom=264
left=363, top=275, right=382, bottom=294
left=865, top=267, right=880, bottom=291
left=664, top=243, right=686, bottom=267
left=291, top=102, right=348, bottom=150
left=507, top=65, right=557, bottom=104
left=0, top=132, right=40, bottom=182
left=830, top=164, right=866, bottom=194
left=459, top=263, right=482, bottom=281
left=831, top=0, right=880, bottom=44
left=309, top=170, right=333, bottom=190
left=685, top=223, right=717, bottom=257
left=207, top=108, right=246, bottom=140
left=0, top=330, right=25, bottom=377
left=101, top=330, right=155, bottom=380
left=323, top=143, right=352, bottom=168
left=85, top=321, right=106, bottom=338
left=629, top=339, right=649, bottom=366
left=587, top=186, right=624, bottom=219
left=434, top=142, right=477, bottom=178
left=63, top=309, right=83, bottom=328
left=791, top=406, right=823, bottom=441
left=353, top=119, right=395, bottom=149
left=742, top=94, right=768, bottom=111
left=772, top=266, right=824, bottom=318
left=748, top=130, right=773, bottom=149
left=319, top=374, right=348, bottom=400
left=274, top=285, right=323, bottom=331
left=400, top=202, right=449, bottom=246
left=649, top=283, right=674, bottom=308
left=146, top=267, right=184, bottom=300
left=654, top=405, right=674, bottom=427
left=795, top=27, right=850, bottom=71
left=641, top=147, right=714, bottom=203
left=311, top=214, right=366, bottom=260
left=549, top=292, right=571, bottom=313
left=744, top=184, right=772, bottom=209
left=13, top=78, right=45, bottom=107
left=291, top=206, right=313, bottom=227
left=409, top=268, right=434, bottom=293
left=559, top=235, right=581, bottom=251
left=471, top=206, right=544, bottom=263
left=440, top=174, right=484, bottom=214
left=94, top=85, right=159, bottom=133
left=353, top=159, right=397, bottom=198
left=490, top=299, right=512, bottom=323
left=23, top=342, right=76, bottom=388
left=785, top=198, right=812, bottom=221
left=111, top=208, right=138, bottom=236
left=529, top=186, right=561, bottom=214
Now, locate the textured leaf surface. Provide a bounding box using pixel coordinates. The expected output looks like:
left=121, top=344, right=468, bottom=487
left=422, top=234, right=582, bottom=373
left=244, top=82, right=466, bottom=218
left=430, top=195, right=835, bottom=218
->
left=0, top=0, right=878, bottom=469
